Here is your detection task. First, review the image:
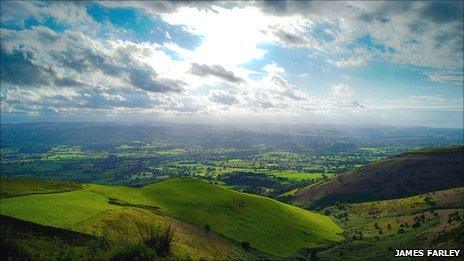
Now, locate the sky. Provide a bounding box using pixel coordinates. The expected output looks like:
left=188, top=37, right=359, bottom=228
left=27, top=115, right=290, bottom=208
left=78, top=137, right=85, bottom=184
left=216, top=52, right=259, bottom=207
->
left=0, top=1, right=463, bottom=128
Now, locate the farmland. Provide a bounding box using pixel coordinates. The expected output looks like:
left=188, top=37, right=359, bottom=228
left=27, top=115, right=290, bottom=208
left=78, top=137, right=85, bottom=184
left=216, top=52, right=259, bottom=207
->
left=1, top=123, right=463, bottom=260
left=2, top=122, right=462, bottom=199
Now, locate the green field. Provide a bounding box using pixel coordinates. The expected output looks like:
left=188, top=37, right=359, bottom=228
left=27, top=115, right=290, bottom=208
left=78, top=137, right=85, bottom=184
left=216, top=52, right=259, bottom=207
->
left=0, top=178, right=82, bottom=198
left=273, top=171, right=333, bottom=181
left=0, top=178, right=343, bottom=257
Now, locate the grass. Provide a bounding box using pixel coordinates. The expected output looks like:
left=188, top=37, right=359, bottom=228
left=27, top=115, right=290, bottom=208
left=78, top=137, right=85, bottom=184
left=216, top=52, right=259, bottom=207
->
left=408, top=146, right=463, bottom=154
left=0, top=189, right=122, bottom=230
left=316, top=187, right=464, bottom=260
left=138, top=179, right=343, bottom=256
left=272, top=171, right=333, bottom=181
left=0, top=178, right=82, bottom=198
left=0, top=178, right=343, bottom=257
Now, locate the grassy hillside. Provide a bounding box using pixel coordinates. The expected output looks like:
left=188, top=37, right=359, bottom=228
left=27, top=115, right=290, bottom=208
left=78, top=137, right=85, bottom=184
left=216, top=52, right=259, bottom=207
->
left=293, top=148, right=464, bottom=208
left=141, top=179, right=343, bottom=256
left=0, top=180, right=267, bottom=260
left=0, top=178, right=81, bottom=198
left=1, top=215, right=95, bottom=260
left=0, top=178, right=343, bottom=257
left=316, top=187, right=464, bottom=260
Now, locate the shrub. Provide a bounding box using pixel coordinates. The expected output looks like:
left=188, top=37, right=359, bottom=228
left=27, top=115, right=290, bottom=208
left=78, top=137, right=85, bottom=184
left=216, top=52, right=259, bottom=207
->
left=136, top=222, right=174, bottom=256
left=87, top=235, right=110, bottom=255
left=241, top=241, right=250, bottom=251
left=110, top=244, right=157, bottom=261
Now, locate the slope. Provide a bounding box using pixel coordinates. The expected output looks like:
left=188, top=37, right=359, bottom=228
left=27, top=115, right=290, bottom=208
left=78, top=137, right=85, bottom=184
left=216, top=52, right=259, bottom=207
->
left=316, top=187, right=464, bottom=260
left=0, top=178, right=343, bottom=257
left=293, top=147, right=464, bottom=208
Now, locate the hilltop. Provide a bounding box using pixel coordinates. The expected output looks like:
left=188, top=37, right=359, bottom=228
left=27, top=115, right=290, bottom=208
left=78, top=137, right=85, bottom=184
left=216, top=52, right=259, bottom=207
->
left=293, top=147, right=464, bottom=208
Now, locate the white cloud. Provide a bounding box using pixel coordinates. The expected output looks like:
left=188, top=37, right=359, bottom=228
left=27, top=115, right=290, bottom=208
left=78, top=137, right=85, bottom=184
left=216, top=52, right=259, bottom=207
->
left=333, top=57, right=365, bottom=68
left=330, top=83, right=354, bottom=97
left=263, top=62, right=285, bottom=74
left=426, top=72, right=463, bottom=85
left=0, top=1, right=461, bottom=124
left=364, top=95, right=464, bottom=111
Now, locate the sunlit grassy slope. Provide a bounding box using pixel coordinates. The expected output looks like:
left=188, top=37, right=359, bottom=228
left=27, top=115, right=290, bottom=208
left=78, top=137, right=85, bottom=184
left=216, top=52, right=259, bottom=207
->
left=317, top=187, right=464, bottom=260
left=1, top=178, right=342, bottom=257
left=0, top=178, right=81, bottom=198
left=140, top=179, right=343, bottom=256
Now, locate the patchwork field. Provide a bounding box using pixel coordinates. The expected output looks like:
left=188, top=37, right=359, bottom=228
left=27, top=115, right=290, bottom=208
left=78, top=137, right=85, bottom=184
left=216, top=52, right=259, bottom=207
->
left=272, top=171, right=333, bottom=181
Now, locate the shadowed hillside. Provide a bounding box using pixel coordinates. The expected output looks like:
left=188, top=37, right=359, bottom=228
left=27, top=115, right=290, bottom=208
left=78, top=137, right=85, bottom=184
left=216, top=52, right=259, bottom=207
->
left=293, top=147, right=464, bottom=208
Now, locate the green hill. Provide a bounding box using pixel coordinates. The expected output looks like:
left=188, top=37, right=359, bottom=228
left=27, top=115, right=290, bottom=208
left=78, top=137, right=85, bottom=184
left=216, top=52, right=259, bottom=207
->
left=0, top=178, right=342, bottom=257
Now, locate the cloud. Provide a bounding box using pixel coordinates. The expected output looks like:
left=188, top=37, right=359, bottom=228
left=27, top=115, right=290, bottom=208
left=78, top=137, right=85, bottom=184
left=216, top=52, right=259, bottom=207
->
left=419, top=1, right=463, bottom=24
left=208, top=89, right=239, bottom=105
left=333, top=57, right=365, bottom=68
left=190, top=63, right=245, bottom=84
left=330, top=83, right=354, bottom=97
left=263, top=62, right=285, bottom=74
left=0, top=26, right=185, bottom=94
left=255, top=1, right=463, bottom=71
left=272, top=28, right=308, bottom=46
left=0, top=46, right=53, bottom=86
left=270, top=76, right=306, bottom=101
left=365, top=95, right=463, bottom=111
left=426, top=72, right=463, bottom=85
left=0, top=1, right=461, bottom=124
left=129, top=67, right=184, bottom=93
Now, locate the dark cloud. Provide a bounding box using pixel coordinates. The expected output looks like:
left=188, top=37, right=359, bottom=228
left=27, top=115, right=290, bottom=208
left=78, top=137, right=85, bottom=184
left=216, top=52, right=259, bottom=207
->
left=82, top=89, right=154, bottom=109
left=420, top=1, right=463, bottom=24
left=0, top=46, right=53, bottom=86
left=273, top=29, right=308, bottom=46
left=102, top=0, right=223, bottom=15
left=54, top=77, right=85, bottom=87
left=50, top=43, right=125, bottom=76
left=1, top=26, right=185, bottom=93
left=190, top=63, right=245, bottom=84
left=407, top=21, right=428, bottom=34
left=259, top=0, right=314, bottom=16
left=129, top=67, right=184, bottom=93
left=358, top=2, right=413, bottom=23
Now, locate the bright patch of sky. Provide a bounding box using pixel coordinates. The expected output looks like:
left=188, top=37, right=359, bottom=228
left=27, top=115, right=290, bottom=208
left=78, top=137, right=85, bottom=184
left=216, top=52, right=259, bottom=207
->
left=0, top=1, right=462, bottom=128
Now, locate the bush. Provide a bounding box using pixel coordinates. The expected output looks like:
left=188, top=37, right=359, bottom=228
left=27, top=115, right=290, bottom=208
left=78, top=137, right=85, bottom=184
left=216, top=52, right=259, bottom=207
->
left=241, top=241, right=250, bottom=251
left=87, top=235, right=110, bottom=255
left=111, top=222, right=174, bottom=260
left=111, top=244, right=157, bottom=261
left=136, top=222, right=174, bottom=256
